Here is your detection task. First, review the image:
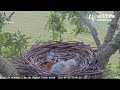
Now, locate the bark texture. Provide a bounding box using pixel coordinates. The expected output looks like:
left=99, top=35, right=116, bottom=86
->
left=98, top=31, right=120, bottom=68
left=99, top=11, right=120, bottom=50
left=77, top=11, right=101, bottom=48
left=77, top=11, right=120, bottom=69
left=0, top=57, right=20, bottom=77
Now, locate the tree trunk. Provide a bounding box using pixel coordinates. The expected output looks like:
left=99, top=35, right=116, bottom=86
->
left=98, top=31, right=120, bottom=69
left=99, top=11, right=120, bottom=50
left=77, top=11, right=120, bottom=78
left=76, top=11, right=101, bottom=48
left=0, top=57, right=20, bottom=77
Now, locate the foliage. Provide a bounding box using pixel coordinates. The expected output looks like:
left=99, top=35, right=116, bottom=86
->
left=115, top=60, right=120, bottom=77
left=0, top=30, right=31, bottom=58
left=45, top=11, right=90, bottom=40
left=45, top=11, right=67, bottom=40
left=119, top=48, right=120, bottom=57
left=33, top=33, right=52, bottom=45
left=0, top=12, right=6, bottom=32
left=0, top=12, right=31, bottom=59
left=103, top=61, right=120, bottom=79
left=66, top=11, right=90, bottom=36
left=103, top=63, right=117, bottom=79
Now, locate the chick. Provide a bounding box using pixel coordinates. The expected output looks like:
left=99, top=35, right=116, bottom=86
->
left=50, top=61, right=65, bottom=75
left=63, top=59, right=77, bottom=73
left=50, top=59, right=77, bottom=75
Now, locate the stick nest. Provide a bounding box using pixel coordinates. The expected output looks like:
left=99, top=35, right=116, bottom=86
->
left=11, top=41, right=103, bottom=79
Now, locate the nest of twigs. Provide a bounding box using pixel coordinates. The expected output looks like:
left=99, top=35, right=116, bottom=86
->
left=11, top=41, right=103, bottom=79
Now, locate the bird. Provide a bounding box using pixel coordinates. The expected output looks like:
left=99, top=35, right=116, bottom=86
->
left=50, top=59, right=77, bottom=74
left=63, top=59, right=77, bottom=73
left=50, top=61, right=65, bottom=75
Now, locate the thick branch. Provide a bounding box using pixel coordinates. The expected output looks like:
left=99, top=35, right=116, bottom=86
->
left=76, top=11, right=101, bottom=48
left=99, top=11, right=120, bottom=50
left=0, top=57, right=20, bottom=77
left=98, top=31, right=120, bottom=68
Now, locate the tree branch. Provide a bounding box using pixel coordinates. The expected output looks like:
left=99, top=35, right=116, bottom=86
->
left=99, top=11, right=120, bottom=50
left=76, top=11, right=101, bottom=48
left=98, top=31, right=120, bottom=68
left=0, top=57, right=20, bottom=77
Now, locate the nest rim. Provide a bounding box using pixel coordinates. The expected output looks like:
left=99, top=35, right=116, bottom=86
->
left=11, top=41, right=103, bottom=79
